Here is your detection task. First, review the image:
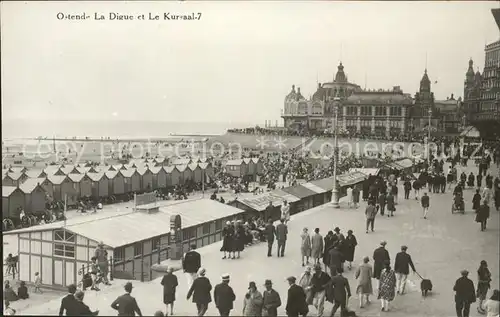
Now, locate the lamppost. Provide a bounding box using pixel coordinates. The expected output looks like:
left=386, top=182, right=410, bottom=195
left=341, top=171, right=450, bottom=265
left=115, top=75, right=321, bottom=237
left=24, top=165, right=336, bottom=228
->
left=331, top=97, right=340, bottom=208
left=427, top=108, right=432, bottom=166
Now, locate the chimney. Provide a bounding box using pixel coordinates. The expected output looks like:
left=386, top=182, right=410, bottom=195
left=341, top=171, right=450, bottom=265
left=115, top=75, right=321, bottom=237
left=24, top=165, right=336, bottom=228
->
left=450, top=93, right=455, bottom=100
left=292, top=85, right=295, bottom=92
left=318, top=83, right=321, bottom=88
left=297, top=87, right=301, bottom=94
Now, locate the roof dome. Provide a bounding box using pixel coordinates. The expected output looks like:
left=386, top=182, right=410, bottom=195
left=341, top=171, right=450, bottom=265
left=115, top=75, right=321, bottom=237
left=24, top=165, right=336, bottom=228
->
left=466, top=59, right=475, bottom=78
left=285, top=85, right=297, bottom=100
left=334, top=62, right=347, bottom=83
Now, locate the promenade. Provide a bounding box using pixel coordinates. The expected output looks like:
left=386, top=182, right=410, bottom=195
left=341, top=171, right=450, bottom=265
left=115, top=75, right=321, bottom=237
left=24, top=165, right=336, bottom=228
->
left=16, top=161, right=499, bottom=316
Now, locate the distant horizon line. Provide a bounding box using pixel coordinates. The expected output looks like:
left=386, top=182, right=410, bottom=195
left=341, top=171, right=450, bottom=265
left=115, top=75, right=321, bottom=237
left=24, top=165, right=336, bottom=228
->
left=1, top=118, right=261, bottom=125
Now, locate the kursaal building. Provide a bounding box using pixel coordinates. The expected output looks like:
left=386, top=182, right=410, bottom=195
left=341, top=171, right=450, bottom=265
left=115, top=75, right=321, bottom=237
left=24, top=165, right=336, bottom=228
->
left=281, top=62, right=463, bottom=137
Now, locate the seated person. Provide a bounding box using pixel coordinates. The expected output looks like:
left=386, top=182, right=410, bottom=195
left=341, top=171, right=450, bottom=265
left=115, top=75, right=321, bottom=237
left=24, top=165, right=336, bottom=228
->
left=97, top=202, right=103, bottom=210
left=454, top=193, right=464, bottom=207
left=17, top=281, right=29, bottom=299
left=4, top=284, right=19, bottom=302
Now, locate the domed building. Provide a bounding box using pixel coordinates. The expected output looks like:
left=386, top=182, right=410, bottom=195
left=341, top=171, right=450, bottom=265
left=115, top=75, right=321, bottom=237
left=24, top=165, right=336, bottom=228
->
left=282, top=62, right=413, bottom=137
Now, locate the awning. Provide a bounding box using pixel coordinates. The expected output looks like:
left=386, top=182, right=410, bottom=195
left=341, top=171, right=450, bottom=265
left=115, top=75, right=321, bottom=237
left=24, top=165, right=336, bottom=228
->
left=301, top=182, right=327, bottom=194
left=348, top=168, right=380, bottom=176
left=310, top=176, right=336, bottom=192
left=336, top=172, right=368, bottom=187
left=460, top=126, right=480, bottom=138
left=271, top=189, right=301, bottom=203
left=281, top=185, right=317, bottom=199
left=394, top=158, right=414, bottom=169
left=237, top=192, right=289, bottom=212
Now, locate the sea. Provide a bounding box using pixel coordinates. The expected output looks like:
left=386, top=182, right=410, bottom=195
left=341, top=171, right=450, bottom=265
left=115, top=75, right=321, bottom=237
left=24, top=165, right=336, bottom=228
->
left=1, top=119, right=255, bottom=140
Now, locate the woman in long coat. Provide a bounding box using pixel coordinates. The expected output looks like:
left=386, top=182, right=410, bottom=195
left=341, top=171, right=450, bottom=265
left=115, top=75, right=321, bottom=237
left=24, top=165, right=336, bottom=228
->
left=161, top=267, right=178, bottom=316
left=473, top=189, right=482, bottom=212
left=386, top=193, right=395, bottom=217
left=378, top=262, right=396, bottom=312
left=234, top=221, right=246, bottom=258
left=355, top=256, right=373, bottom=308
left=300, top=228, right=312, bottom=267
left=311, top=228, right=324, bottom=265
left=220, top=221, right=234, bottom=259
left=242, top=282, right=263, bottom=316
left=343, top=230, right=358, bottom=270
left=476, top=200, right=490, bottom=231
left=322, top=231, right=335, bottom=270
left=298, top=266, right=314, bottom=305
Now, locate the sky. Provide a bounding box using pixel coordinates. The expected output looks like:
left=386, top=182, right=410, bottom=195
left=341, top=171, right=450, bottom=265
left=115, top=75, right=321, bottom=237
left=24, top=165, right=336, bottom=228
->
left=1, top=1, right=499, bottom=125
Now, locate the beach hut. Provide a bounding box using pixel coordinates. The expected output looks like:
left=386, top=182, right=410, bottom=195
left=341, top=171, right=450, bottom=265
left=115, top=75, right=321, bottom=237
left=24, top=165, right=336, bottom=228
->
left=171, top=158, right=191, bottom=166
left=60, top=176, right=79, bottom=205
left=149, top=166, right=162, bottom=190
left=87, top=172, right=109, bottom=198
left=138, top=167, right=154, bottom=192
left=107, top=165, right=117, bottom=172
left=77, top=174, right=93, bottom=197
left=199, top=162, right=214, bottom=181
left=67, top=174, right=85, bottom=199
left=252, top=157, right=264, bottom=175
left=164, top=166, right=176, bottom=187
left=19, top=179, right=47, bottom=213
left=244, top=158, right=256, bottom=176
left=106, top=170, right=124, bottom=195
left=176, top=165, right=188, bottom=185
left=53, top=168, right=67, bottom=176
left=121, top=169, right=141, bottom=193
left=154, top=157, right=166, bottom=165
left=188, top=163, right=201, bottom=183
left=225, top=159, right=246, bottom=178
left=2, top=186, right=25, bottom=219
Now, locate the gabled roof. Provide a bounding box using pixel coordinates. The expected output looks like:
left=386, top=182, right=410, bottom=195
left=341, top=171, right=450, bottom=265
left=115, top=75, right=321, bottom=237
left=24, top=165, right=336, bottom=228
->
left=47, top=175, right=68, bottom=185
left=281, top=185, right=317, bottom=199
left=96, top=165, right=110, bottom=173
left=19, top=178, right=46, bottom=194
left=68, top=173, right=85, bottom=182
left=188, top=163, right=199, bottom=171
left=44, top=165, right=61, bottom=175
left=136, top=167, right=148, bottom=175
left=149, top=166, right=161, bottom=174
left=243, top=158, right=252, bottom=164
left=107, top=165, right=117, bottom=171
left=301, top=182, right=327, bottom=194
left=119, top=169, right=137, bottom=178
left=87, top=172, right=106, bottom=182
left=163, top=166, right=175, bottom=173
left=105, top=170, right=119, bottom=179
left=2, top=185, right=19, bottom=197
left=251, top=158, right=260, bottom=164
left=154, top=157, right=166, bottom=164
left=25, top=169, right=46, bottom=178
left=176, top=165, right=188, bottom=173
left=198, top=162, right=210, bottom=170
left=76, top=167, right=91, bottom=174
left=53, top=168, right=66, bottom=176
left=171, top=158, right=191, bottom=165
left=87, top=166, right=99, bottom=173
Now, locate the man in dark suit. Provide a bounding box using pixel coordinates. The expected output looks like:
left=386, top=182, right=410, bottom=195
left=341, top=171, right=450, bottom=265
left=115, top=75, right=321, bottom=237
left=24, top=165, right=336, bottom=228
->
left=187, top=268, right=212, bottom=316
left=329, top=269, right=351, bottom=317
left=59, top=284, right=78, bottom=316
left=264, top=219, right=276, bottom=257
left=328, top=246, right=343, bottom=277
left=373, top=241, right=390, bottom=287
left=111, top=282, right=143, bottom=316
left=285, top=276, right=308, bottom=317
left=453, top=270, right=476, bottom=317
left=214, top=274, right=236, bottom=317
left=183, top=244, right=201, bottom=290
left=73, top=290, right=99, bottom=316
left=276, top=218, right=288, bottom=257
left=394, top=245, right=416, bottom=295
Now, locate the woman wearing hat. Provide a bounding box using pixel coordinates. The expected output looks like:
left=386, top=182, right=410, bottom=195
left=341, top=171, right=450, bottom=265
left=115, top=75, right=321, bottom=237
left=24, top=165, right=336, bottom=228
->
left=377, top=261, right=396, bottom=312
left=243, top=281, right=263, bottom=316
left=477, top=260, right=492, bottom=314
left=298, top=266, right=313, bottom=306
left=355, top=257, right=373, bottom=308
left=343, top=230, right=358, bottom=270
left=220, top=221, right=234, bottom=260
left=300, top=228, right=312, bottom=267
